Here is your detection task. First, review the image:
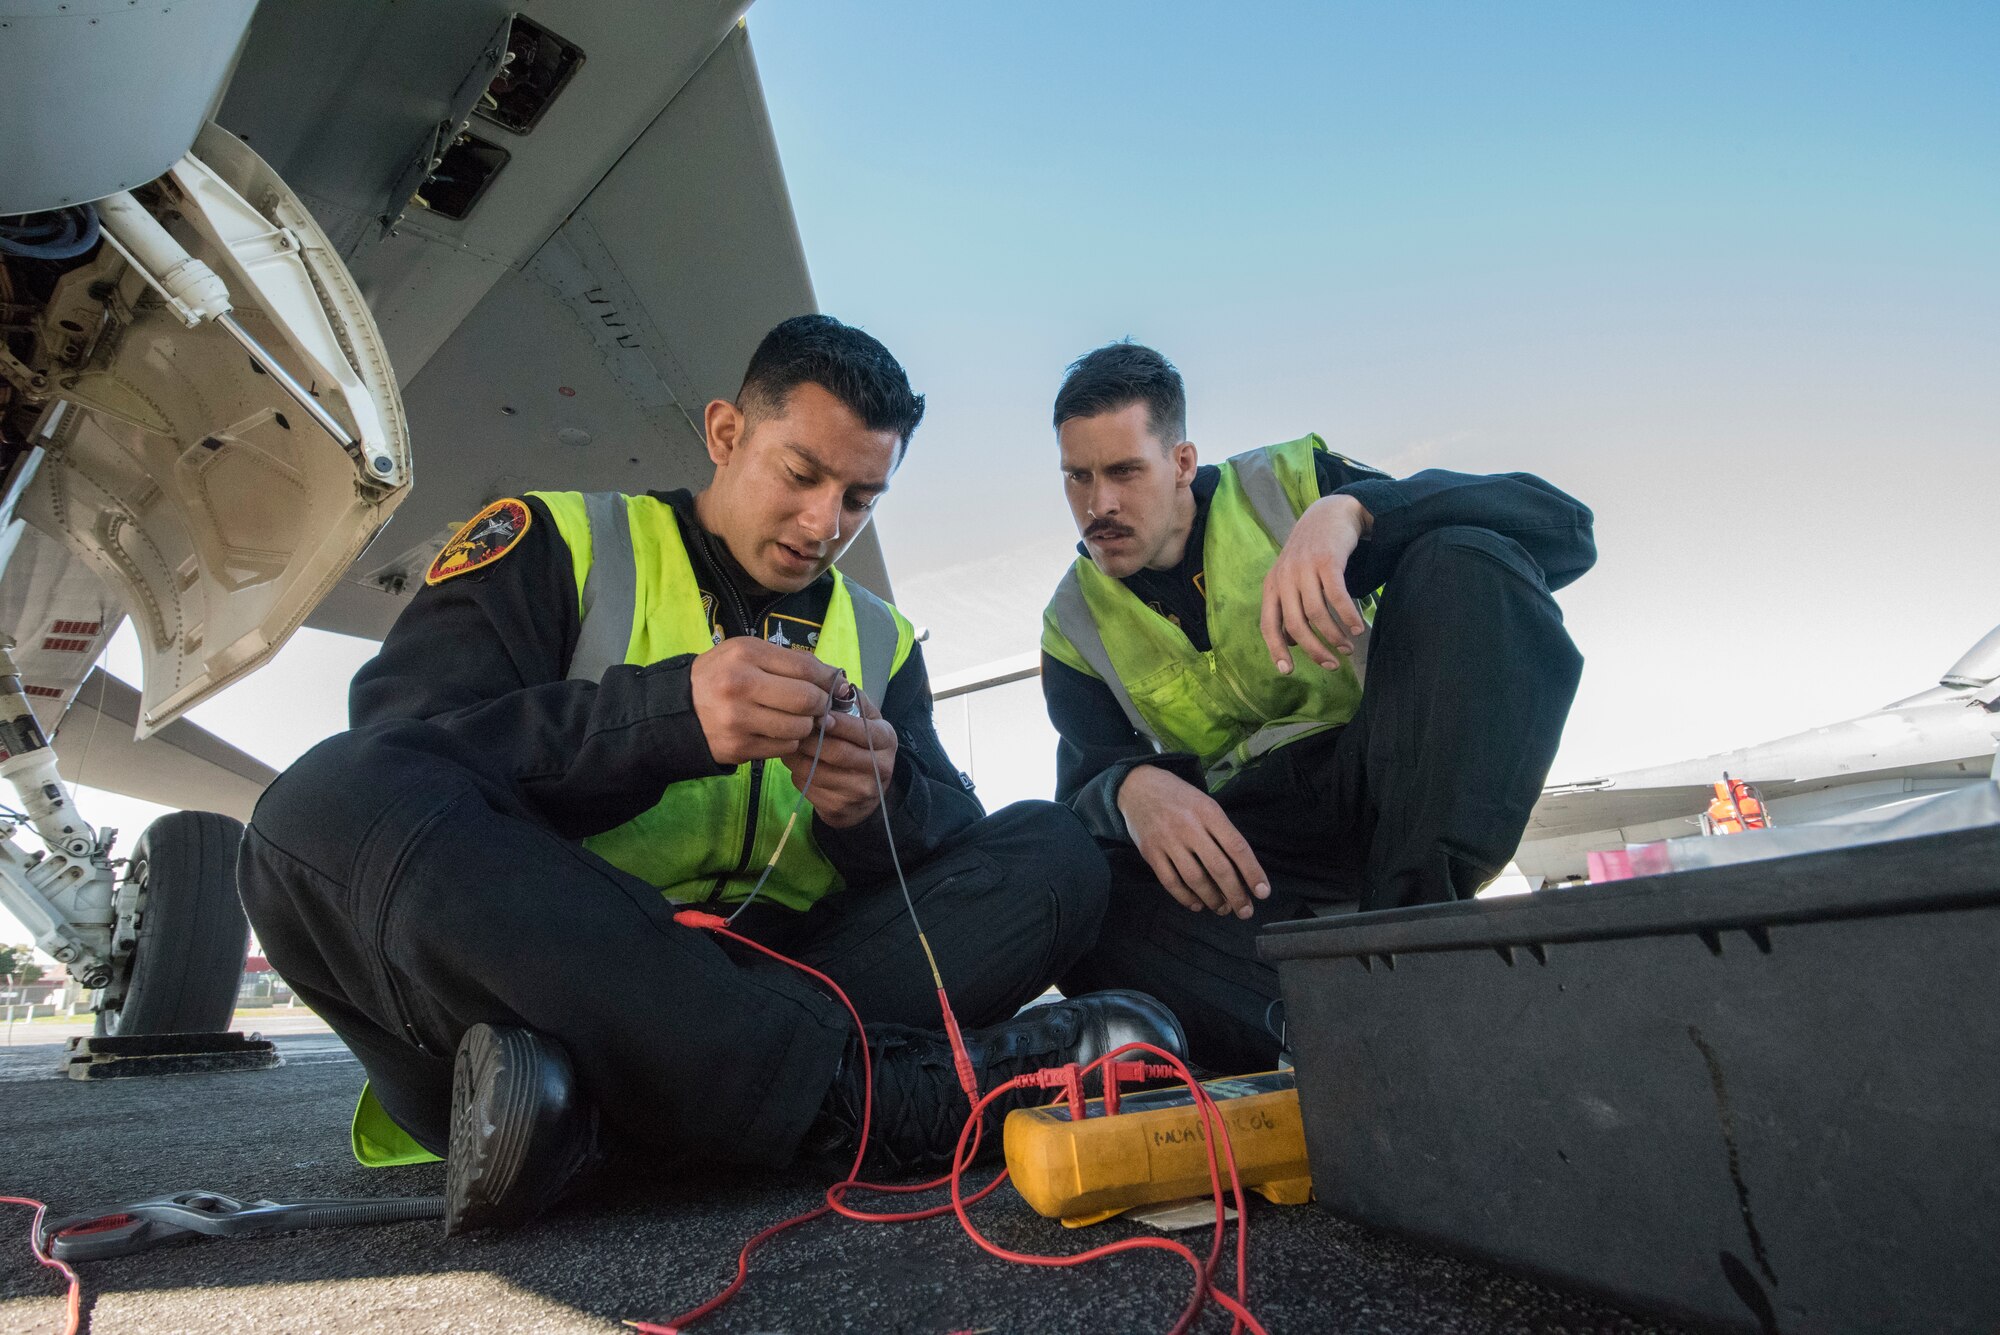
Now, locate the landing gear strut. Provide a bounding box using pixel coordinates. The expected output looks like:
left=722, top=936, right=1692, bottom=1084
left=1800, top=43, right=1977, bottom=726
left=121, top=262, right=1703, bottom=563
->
left=0, top=643, right=248, bottom=1033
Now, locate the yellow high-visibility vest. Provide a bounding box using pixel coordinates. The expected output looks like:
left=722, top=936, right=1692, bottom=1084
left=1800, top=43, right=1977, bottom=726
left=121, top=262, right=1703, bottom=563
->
left=1041, top=436, right=1375, bottom=789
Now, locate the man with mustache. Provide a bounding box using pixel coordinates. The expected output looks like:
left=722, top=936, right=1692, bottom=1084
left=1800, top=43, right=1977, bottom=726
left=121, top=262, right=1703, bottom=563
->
left=238, top=316, right=1181, bottom=1234
left=1041, top=342, right=1595, bottom=1073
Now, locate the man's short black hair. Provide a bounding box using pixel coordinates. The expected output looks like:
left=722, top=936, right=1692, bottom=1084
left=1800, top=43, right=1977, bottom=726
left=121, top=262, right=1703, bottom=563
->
left=1052, top=341, right=1186, bottom=446
left=738, top=313, right=926, bottom=446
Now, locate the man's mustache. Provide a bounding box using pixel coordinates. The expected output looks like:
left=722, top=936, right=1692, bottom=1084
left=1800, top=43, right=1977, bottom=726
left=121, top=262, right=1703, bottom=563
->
left=1086, top=520, right=1133, bottom=541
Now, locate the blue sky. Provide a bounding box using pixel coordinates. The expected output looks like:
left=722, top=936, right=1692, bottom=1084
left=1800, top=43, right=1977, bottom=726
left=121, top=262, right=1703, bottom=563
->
left=747, top=1, right=1999, bottom=800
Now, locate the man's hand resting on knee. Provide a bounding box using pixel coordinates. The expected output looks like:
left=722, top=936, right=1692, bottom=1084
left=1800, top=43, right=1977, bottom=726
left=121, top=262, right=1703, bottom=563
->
left=1260, top=494, right=1373, bottom=674
left=1116, top=765, right=1271, bottom=919
left=782, top=691, right=896, bottom=829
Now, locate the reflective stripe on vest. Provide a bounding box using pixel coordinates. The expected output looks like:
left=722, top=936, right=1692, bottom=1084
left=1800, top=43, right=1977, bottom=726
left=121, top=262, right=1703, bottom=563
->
left=1047, top=565, right=1156, bottom=752
left=567, top=490, right=639, bottom=683
left=1042, top=436, right=1373, bottom=788
left=1230, top=446, right=1301, bottom=544
left=528, top=490, right=913, bottom=907
left=1231, top=445, right=1371, bottom=682
left=559, top=491, right=902, bottom=696
left=846, top=580, right=898, bottom=710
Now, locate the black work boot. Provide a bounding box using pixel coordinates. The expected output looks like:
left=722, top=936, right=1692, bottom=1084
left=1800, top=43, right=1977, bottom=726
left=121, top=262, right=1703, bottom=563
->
left=445, top=1023, right=601, bottom=1235
left=809, top=990, right=1187, bottom=1176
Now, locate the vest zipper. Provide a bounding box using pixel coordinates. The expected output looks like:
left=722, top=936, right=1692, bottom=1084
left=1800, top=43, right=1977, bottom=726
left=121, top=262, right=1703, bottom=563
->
left=715, top=764, right=764, bottom=903
left=703, top=538, right=764, bottom=903
left=1207, top=652, right=1261, bottom=718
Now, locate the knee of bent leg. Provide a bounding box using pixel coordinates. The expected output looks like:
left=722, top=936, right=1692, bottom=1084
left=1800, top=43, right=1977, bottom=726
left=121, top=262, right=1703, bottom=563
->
left=994, top=800, right=1109, bottom=947
left=1387, top=526, right=1560, bottom=625
left=250, top=727, right=408, bottom=863
left=1400, top=525, right=1543, bottom=585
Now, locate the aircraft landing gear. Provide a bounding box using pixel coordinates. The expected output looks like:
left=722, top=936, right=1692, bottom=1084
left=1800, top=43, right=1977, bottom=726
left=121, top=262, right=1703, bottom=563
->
left=93, top=811, right=247, bottom=1037
left=0, top=643, right=248, bottom=1035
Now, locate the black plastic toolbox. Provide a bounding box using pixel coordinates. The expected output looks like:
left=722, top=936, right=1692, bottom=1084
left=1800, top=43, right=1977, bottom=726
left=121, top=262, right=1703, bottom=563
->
left=1259, top=824, right=2000, bottom=1334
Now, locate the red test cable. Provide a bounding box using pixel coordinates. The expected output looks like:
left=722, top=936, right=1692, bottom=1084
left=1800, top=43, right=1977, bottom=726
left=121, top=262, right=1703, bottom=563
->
left=639, top=928, right=1265, bottom=1335
left=2, top=1196, right=83, bottom=1335
left=634, top=680, right=1266, bottom=1333
left=943, top=1045, right=1264, bottom=1335
left=633, top=915, right=878, bottom=1334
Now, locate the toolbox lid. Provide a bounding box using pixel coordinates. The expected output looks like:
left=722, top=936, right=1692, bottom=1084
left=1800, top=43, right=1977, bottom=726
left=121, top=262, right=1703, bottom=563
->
left=1257, top=823, right=2000, bottom=963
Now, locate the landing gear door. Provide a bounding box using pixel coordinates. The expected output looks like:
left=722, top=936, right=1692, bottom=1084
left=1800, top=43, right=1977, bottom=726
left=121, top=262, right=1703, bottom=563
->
left=15, top=125, right=411, bottom=738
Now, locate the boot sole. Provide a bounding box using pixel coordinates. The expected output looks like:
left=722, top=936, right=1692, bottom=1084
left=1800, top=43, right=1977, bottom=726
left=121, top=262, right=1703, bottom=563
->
left=446, top=1024, right=593, bottom=1235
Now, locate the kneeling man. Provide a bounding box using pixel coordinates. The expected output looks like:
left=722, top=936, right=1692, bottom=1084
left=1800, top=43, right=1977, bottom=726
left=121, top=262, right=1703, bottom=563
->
left=1043, top=342, right=1594, bottom=1072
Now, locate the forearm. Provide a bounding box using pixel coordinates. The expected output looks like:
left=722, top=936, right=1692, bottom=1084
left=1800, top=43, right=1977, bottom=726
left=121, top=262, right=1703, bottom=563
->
left=348, top=504, right=733, bottom=840
left=1066, top=751, right=1204, bottom=843
left=370, top=656, right=730, bottom=840
left=1044, top=653, right=1200, bottom=840
left=1335, top=471, right=1597, bottom=591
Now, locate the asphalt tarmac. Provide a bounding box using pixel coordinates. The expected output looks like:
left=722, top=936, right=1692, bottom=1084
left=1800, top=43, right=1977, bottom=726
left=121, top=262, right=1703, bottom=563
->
left=0, top=1032, right=1684, bottom=1334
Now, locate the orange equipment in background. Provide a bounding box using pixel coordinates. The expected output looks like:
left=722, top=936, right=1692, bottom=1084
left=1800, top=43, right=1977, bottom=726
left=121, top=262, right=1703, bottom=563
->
left=1703, top=773, right=1770, bottom=835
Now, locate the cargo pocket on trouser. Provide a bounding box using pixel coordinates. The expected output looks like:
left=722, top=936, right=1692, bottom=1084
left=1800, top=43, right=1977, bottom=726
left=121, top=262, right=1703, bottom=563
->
left=363, top=791, right=478, bottom=1060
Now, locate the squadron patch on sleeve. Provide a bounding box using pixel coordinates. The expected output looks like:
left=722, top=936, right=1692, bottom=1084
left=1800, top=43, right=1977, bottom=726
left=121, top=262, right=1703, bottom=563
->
left=426, top=499, right=532, bottom=585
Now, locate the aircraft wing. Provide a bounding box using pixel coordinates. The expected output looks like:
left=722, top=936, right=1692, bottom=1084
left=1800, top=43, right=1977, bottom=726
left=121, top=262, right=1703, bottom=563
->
left=53, top=668, right=276, bottom=823
left=214, top=1, right=890, bottom=644
left=1525, top=782, right=1721, bottom=841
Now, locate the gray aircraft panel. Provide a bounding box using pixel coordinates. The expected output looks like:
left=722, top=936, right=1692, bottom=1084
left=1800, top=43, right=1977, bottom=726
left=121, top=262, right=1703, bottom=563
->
left=55, top=668, right=277, bottom=822
left=306, top=22, right=891, bottom=642
left=315, top=259, right=715, bottom=634
left=0, top=0, right=257, bottom=215
left=565, top=21, right=816, bottom=432
left=217, top=1, right=753, bottom=385
left=213, top=0, right=517, bottom=258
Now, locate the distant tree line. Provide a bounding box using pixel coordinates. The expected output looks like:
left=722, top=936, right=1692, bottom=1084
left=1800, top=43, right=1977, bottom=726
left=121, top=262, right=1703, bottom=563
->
left=0, top=943, right=46, bottom=984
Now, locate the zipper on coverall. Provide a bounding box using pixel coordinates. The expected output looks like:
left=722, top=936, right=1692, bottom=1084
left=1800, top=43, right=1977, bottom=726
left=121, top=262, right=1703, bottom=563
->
left=702, top=540, right=765, bottom=903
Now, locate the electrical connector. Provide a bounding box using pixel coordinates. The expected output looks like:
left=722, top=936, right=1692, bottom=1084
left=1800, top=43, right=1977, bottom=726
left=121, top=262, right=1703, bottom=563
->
left=935, top=990, right=980, bottom=1106
left=1016, top=1064, right=1081, bottom=1090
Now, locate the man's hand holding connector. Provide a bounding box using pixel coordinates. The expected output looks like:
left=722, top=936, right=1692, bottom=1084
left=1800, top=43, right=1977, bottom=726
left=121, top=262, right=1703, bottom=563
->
left=689, top=636, right=839, bottom=765
left=785, top=679, right=897, bottom=829
left=690, top=641, right=897, bottom=828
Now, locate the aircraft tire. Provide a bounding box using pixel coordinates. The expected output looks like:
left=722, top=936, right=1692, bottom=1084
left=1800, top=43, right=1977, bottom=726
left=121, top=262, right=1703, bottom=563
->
left=94, top=811, right=250, bottom=1037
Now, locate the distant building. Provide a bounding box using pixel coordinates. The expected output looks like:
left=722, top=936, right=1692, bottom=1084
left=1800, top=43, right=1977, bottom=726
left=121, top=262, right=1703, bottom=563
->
left=238, top=953, right=295, bottom=1007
